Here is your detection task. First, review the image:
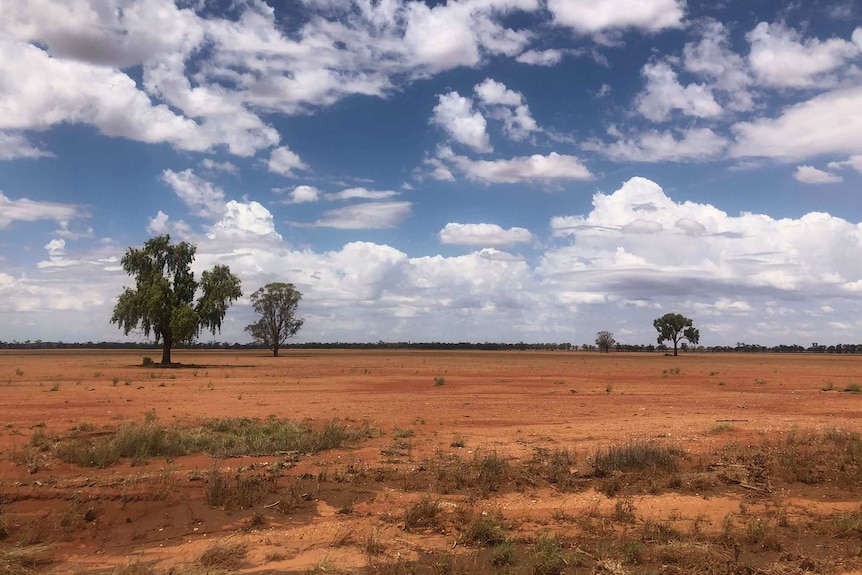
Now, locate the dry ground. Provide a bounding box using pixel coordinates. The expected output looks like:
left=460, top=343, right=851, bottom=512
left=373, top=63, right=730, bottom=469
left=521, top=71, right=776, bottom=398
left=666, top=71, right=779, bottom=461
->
left=0, top=349, right=860, bottom=574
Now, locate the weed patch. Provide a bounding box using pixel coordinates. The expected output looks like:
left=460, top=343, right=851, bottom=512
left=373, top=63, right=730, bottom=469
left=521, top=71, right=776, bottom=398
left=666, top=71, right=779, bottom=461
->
left=592, top=441, right=680, bottom=476
left=403, top=496, right=442, bottom=531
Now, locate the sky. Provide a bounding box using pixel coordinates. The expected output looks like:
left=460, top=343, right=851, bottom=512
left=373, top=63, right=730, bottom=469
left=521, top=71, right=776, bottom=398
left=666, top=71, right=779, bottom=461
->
left=1, top=0, right=861, bottom=347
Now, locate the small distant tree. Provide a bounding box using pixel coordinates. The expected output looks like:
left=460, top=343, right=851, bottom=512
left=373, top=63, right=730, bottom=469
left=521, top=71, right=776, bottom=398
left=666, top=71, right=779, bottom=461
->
left=111, top=235, right=242, bottom=365
left=595, top=331, right=616, bottom=353
left=245, top=282, right=304, bottom=357
left=653, top=313, right=700, bottom=357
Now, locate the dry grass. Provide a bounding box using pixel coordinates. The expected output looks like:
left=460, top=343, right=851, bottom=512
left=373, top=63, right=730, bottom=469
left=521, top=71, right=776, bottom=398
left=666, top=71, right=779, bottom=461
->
left=196, top=541, right=248, bottom=570
left=35, top=417, right=377, bottom=469
left=204, top=466, right=277, bottom=511
left=403, top=496, right=442, bottom=531
left=592, top=441, right=681, bottom=476
left=0, top=544, right=53, bottom=575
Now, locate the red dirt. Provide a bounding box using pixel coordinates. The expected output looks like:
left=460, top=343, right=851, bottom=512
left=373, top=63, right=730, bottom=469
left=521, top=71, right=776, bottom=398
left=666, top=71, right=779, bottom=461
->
left=1, top=350, right=860, bottom=574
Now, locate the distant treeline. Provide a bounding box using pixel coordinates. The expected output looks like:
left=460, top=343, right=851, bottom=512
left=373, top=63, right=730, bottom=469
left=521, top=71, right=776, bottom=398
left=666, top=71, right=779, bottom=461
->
left=1, top=340, right=861, bottom=354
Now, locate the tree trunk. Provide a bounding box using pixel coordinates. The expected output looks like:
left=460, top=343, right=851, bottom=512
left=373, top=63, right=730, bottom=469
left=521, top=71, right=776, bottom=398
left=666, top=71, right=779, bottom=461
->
left=672, top=340, right=678, bottom=356
left=161, top=335, right=172, bottom=365
left=272, top=346, right=279, bottom=357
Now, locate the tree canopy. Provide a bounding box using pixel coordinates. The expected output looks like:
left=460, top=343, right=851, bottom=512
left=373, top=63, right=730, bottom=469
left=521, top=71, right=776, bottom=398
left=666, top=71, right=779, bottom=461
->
left=245, top=282, right=304, bottom=357
left=595, top=331, right=616, bottom=353
left=110, top=235, right=242, bottom=365
left=653, top=313, right=700, bottom=356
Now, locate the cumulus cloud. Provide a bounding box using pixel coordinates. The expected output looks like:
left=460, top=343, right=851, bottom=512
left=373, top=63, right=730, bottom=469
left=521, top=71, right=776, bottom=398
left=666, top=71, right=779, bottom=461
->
left=474, top=78, right=540, bottom=141
left=439, top=223, right=534, bottom=247
left=0, top=192, right=86, bottom=229
left=200, top=159, right=238, bottom=174
left=268, top=146, right=309, bottom=177
left=546, top=177, right=862, bottom=299
left=547, top=0, right=685, bottom=34
left=516, top=49, right=564, bottom=66
left=0, top=37, right=239, bottom=153
left=440, top=148, right=593, bottom=183
left=3, top=176, right=862, bottom=344
left=211, top=201, right=282, bottom=240
left=583, top=128, right=728, bottom=162
left=0, top=132, right=53, bottom=160
left=682, top=19, right=754, bottom=112
left=431, top=92, right=492, bottom=153
left=793, top=166, right=844, bottom=184
left=160, top=169, right=226, bottom=220
left=147, top=210, right=192, bottom=239
left=747, top=22, right=862, bottom=88
left=0, top=0, right=544, bottom=158
left=282, top=185, right=322, bottom=204
left=310, top=202, right=412, bottom=229
left=636, top=61, right=723, bottom=122
left=730, top=85, right=862, bottom=160
left=827, top=155, right=862, bottom=173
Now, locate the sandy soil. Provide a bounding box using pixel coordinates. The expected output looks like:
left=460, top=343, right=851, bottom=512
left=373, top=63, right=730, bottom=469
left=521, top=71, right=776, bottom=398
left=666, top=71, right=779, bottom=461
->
left=0, top=349, right=860, bottom=574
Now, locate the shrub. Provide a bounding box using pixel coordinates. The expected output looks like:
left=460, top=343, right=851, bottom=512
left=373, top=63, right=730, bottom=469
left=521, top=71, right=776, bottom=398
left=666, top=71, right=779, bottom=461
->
left=403, top=496, right=442, bottom=531
left=530, top=534, right=568, bottom=575
left=197, top=542, right=248, bottom=569
left=592, top=441, right=680, bottom=475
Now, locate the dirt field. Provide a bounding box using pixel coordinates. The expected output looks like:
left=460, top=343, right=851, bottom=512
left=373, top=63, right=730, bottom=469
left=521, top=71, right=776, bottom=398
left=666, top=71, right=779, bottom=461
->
left=0, top=349, right=860, bottom=574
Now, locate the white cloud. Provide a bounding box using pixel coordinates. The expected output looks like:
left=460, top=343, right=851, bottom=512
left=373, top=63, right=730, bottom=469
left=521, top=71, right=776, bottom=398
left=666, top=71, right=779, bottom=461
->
left=545, top=176, right=862, bottom=299
left=311, top=201, right=412, bottom=229
left=4, top=176, right=862, bottom=345
left=474, top=78, right=540, bottom=141
left=682, top=19, right=754, bottom=112
left=327, top=188, right=400, bottom=201
left=268, top=146, right=309, bottom=177
left=44, top=239, right=65, bottom=259
left=0, top=0, right=543, bottom=159
left=0, top=192, right=86, bottom=229
left=283, top=185, right=321, bottom=204
left=584, top=128, right=728, bottom=162
left=160, top=169, right=226, bottom=220
left=200, top=159, right=238, bottom=174
left=827, top=155, right=862, bottom=173
left=547, top=0, right=685, bottom=34
left=747, top=22, right=862, bottom=88
left=0, top=38, right=223, bottom=153
left=439, top=223, right=534, bottom=248
left=516, top=49, right=564, bottom=66
left=211, top=201, right=282, bottom=240
left=636, top=61, right=723, bottom=122
left=431, top=92, right=492, bottom=153
left=0, top=132, right=53, bottom=160
left=730, top=85, right=862, bottom=160
left=401, top=1, right=536, bottom=74
left=793, top=166, right=843, bottom=184
left=441, top=148, right=593, bottom=183
left=146, top=210, right=192, bottom=239
left=475, top=78, right=523, bottom=107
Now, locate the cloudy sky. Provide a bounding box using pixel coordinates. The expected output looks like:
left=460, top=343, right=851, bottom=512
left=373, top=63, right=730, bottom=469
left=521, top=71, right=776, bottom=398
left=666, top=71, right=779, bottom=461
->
left=1, top=0, right=861, bottom=346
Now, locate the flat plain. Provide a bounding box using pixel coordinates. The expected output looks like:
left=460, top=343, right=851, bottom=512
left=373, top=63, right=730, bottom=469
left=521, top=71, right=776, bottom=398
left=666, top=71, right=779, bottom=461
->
left=0, top=349, right=860, bottom=574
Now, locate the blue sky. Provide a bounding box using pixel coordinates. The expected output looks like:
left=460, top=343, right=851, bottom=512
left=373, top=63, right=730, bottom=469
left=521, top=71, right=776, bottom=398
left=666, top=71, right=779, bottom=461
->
left=1, top=0, right=861, bottom=346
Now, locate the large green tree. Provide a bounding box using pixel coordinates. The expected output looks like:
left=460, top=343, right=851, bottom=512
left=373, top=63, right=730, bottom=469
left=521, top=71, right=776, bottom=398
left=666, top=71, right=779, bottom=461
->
left=653, top=313, right=700, bottom=356
left=111, top=235, right=242, bottom=365
left=245, top=282, right=304, bottom=357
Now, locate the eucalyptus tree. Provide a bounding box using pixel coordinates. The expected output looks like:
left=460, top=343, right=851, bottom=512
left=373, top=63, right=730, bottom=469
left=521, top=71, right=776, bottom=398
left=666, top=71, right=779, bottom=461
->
left=111, top=235, right=242, bottom=365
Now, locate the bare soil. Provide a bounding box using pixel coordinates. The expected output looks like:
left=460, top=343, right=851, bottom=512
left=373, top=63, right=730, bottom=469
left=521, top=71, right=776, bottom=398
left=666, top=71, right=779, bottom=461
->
left=0, top=349, right=860, bottom=574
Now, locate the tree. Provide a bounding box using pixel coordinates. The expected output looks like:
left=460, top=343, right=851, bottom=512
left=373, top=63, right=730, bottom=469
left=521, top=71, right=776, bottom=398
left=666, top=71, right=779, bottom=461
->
left=653, top=313, right=700, bottom=357
left=111, top=235, right=242, bottom=365
left=595, top=331, right=616, bottom=353
left=245, top=282, right=304, bottom=357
